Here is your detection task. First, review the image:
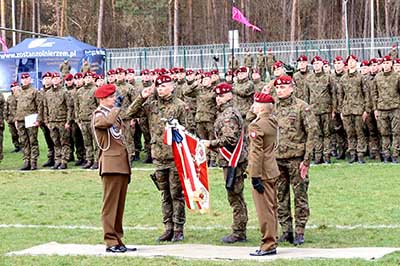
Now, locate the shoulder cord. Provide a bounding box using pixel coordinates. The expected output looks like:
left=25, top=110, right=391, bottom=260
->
left=91, top=110, right=111, bottom=152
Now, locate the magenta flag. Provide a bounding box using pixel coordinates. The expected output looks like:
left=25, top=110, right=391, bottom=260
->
left=232, top=6, right=261, bottom=32
left=0, top=36, right=8, bottom=53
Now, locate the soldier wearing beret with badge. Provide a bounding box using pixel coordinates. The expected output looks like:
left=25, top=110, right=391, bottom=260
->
left=274, top=75, right=317, bottom=246
left=203, top=82, right=248, bottom=244
left=92, top=84, right=136, bottom=253
left=247, top=92, right=280, bottom=256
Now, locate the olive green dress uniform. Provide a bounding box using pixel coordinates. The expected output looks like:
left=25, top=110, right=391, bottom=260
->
left=4, top=91, right=21, bottom=151
left=247, top=112, right=280, bottom=252
left=275, top=94, right=317, bottom=236
left=93, top=105, right=131, bottom=248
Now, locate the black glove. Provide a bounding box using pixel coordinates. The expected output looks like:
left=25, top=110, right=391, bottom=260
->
left=251, top=177, right=264, bottom=194
left=114, top=95, right=124, bottom=108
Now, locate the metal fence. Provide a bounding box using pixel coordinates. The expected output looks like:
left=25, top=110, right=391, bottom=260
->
left=105, top=36, right=400, bottom=73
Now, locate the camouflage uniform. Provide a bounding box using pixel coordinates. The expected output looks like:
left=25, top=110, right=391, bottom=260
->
left=66, top=84, right=85, bottom=162
left=80, top=62, right=90, bottom=73
left=59, top=62, right=71, bottom=77
left=389, top=48, right=398, bottom=60
left=233, top=77, right=255, bottom=120
left=362, top=73, right=380, bottom=158
left=39, top=85, right=55, bottom=165
left=330, top=71, right=347, bottom=159
left=228, top=55, right=239, bottom=71
left=253, top=78, right=265, bottom=93
left=4, top=91, right=21, bottom=151
left=305, top=71, right=335, bottom=162
left=243, top=53, right=254, bottom=76
left=134, top=81, right=153, bottom=158
left=275, top=93, right=316, bottom=235
left=43, top=84, right=73, bottom=165
left=15, top=84, right=43, bottom=166
left=174, top=79, right=186, bottom=100
left=337, top=71, right=368, bottom=159
left=266, top=54, right=276, bottom=76
left=182, top=80, right=198, bottom=134
left=127, top=93, right=186, bottom=232
left=371, top=70, right=400, bottom=160
left=75, top=82, right=98, bottom=163
left=115, top=80, right=138, bottom=161
left=184, top=84, right=217, bottom=162
left=256, top=53, right=266, bottom=81
left=209, top=100, right=248, bottom=239
left=292, top=70, right=309, bottom=101
left=0, top=93, right=4, bottom=160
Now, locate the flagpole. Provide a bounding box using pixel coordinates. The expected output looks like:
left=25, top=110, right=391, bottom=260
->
left=231, top=0, right=235, bottom=71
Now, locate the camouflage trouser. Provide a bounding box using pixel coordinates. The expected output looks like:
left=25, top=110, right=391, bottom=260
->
left=377, top=109, right=400, bottom=158
left=138, top=118, right=151, bottom=154
left=40, top=124, right=55, bottom=160
left=196, top=121, right=216, bottom=161
left=70, top=121, right=85, bottom=161
left=258, top=67, right=266, bottom=81
left=330, top=113, right=347, bottom=158
left=79, top=121, right=98, bottom=162
left=342, top=115, right=367, bottom=157
left=16, top=121, right=39, bottom=163
left=154, top=164, right=186, bottom=231
left=315, top=113, right=332, bottom=160
left=8, top=122, right=21, bottom=149
left=122, top=120, right=135, bottom=159
left=364, top=113, right=380, bottom=157
left=223, top=163, right=248, bottom=238
left=132, top=119, right=142, bottom=154
left=276, top=157, right=310, bottom=235
left=48, top=122, right=71, bottom=164
left=0, top=126, right=3, bottom=160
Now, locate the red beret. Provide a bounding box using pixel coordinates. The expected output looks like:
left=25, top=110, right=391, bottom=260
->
left=333, top=56, right=344, bottom=63
left=107, top=69, right=116, bottom=75
left=155, top=74, right=173, bottom=87
left=254, top=92, right=275, bottom=104
left=141, top=69, right=150, bottom=75
left=159, top=68, right=168, bottom=75
left=21, top=72, right=30, bottom=79
left=52, top=72, right=61, bottom=78
left=297, top=55, right=308, bottom=62
left=178, top=67, right=185, bottom=73
left=169, top=67, right=177, bottom=74
left=211, top=69, right=219, bottom=75
left=273, top=61, right=284, bottom=69
left=64, top=73, right=74, bottom=81
left=214, top=82, right=232, bottom=95
left=267, top=48, right=272, bottom=52
left=392, top=44, right=397, bottom=48
left=258, top=48, right=263, bottom=52
left=311, top=56, right=323, bottom=64
left=361, top=60, right=370, bottom=67
left=369, top=58, right=379, bottom=64
left=394, top=58, right=400, bottom=65
left=150, top=69, right=157, bottom=75
left=252, top=68, right=259, bottom=74
left=42, top=72, right=52, bottom=78
left=196, top=69, right=203, bottom=75
left=10, top=81, right=19, bottom=88
left=95, top=74, right=104, bottom=80
left=346, top=54, right=358, bottom=63
left=74, top=73, right=83, bottom=79
left=95, top=84, right=116, bottom=98
left=202, top=72, right=212, bottom=78
left=83, top=71, right=95, bottom=78
left=115, top=67, right=125, bottom=74
left=237, top=66, right=247, bottom=73
left=274, top=75, right=293, bottom=86
left=225, top=70, right=233, bottom=76
left=126, top=68, right=135, bottom=74
left=323, top=60, right=329, bottom=65
left=382, top=55, right=392, bottom=62
left=186, top=69, right=194, bottom=75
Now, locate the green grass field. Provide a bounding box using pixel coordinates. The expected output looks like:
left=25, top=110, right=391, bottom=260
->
left=1, top=125, right=400, bottom=265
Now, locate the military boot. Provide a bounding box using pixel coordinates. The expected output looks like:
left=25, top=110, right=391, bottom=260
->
left=348, top=154, right=357, bottom=164
left=58, top=163, right=67, bottom=169
left=383, top=156, right=391, bottom=164
left=134, top=152, right=141, bottom=161
left=278, top=232, right=294, bottom=244
left=30, top=161, right=37, bottom=170
left=90, top=162, right=99, bottom=170
left=208, top=160, right=217, bottom=168
left=392, top=156, right=399, bottom=164
left=314, top=155, right=323, bottom=165
left=358, top=155, right=366, bottom=164
left=20, top=161, right=31, bottom=171
left=220, top=234, right=247, bottom=244
left=42, top=158, right=55, bottom=167
left=143, top=155, right=153, bottom=164
left=171, top=231, right=184, bottom=242
left=81, top=161, right=93, bottom=169
left=52, top=162, right=61, bottom=170
left=293, top=233, right=305, bottom=246
left=12, top=147, right=21, bottom=153
left=324, top=155, right=331, bottom=164
left=68, top=154, right=75, bottom=162
left=74, top=159, right=85, bottom=166
left=157, top=230, right=173, bottom=242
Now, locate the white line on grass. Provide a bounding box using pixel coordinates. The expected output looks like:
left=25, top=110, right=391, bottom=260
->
left=1, top=223, right=400, bottom=231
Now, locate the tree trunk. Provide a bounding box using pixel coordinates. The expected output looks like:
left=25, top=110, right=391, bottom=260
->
left=290, top=0, right=297, bottom=43
left=342, top=1, right=346, bottom=39
left=37, top=0, right=40, bottom=34
left=317, top=0, right=323, bottom=39
left=0, top=0, right=6, bottom=41
left=32, top=0, right=35, bottom=37
left=18, top=0, right=24, bottom=41
left=97, top=0, right=104, bottom=47
left=168, top=0, right=173, bottom=45
left=394, top=1, right=400, bottom=36
left=60, top=0, right=66, bottom=36
left=376, top=0, right=381, bottom=36
left=384, top=0, right=390, bottom=36
left=282, top=0, right=287, bottom=40
left=363, top=0, right=369, bottom=38
left=173, top=0, right=179, bottom=46
left=188, top=0, right=193, bottom=44
left=55, top=0, right=60, bottom=35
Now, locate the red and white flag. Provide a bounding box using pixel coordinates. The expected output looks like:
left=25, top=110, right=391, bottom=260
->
left=164, top=120, right=210, bottom=212
left=232, top=6, right=262, bottom=32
